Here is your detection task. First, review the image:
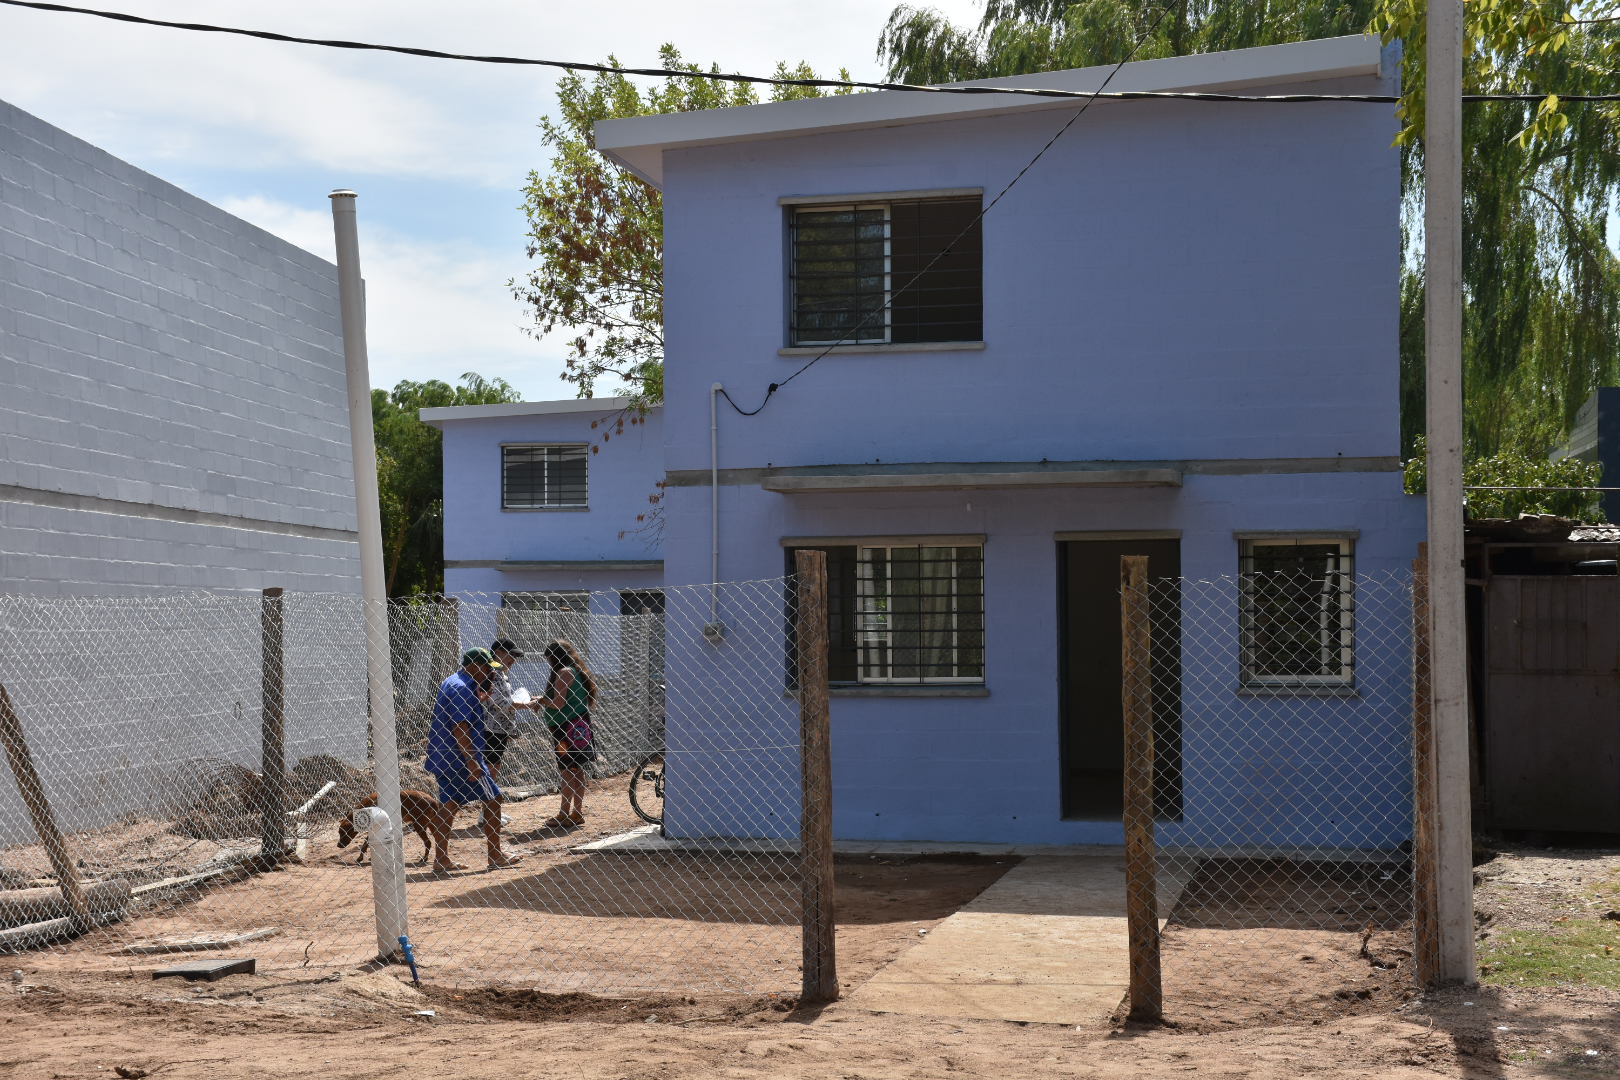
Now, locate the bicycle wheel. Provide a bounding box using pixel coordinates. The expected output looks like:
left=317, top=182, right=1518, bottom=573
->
left=628, top=752, right=665, bottom=825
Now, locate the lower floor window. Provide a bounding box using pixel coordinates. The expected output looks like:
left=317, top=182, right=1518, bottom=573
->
left=789, top=543, right=984, bottom=684
left=1238, top=538, right=1354, bottom=686
left=499, top=591, right=590, bottom=655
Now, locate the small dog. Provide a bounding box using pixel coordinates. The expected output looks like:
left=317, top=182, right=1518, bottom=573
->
left=336, top=789, right=438, bottom=867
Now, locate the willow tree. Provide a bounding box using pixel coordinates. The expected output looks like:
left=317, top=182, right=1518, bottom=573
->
left=879, top=1, right=1620, bottom=458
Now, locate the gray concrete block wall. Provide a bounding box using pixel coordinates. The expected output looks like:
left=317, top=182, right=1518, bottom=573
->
left=0, top=98, right=362, bottom=596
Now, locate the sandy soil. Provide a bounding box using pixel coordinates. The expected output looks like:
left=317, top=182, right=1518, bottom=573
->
left=5, top=826, right=1619, bottom=1077
left=17, top=771, right=1025, bottom=996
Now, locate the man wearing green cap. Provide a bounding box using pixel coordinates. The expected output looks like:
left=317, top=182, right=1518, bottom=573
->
left=423, top=648, right=522, bottom=872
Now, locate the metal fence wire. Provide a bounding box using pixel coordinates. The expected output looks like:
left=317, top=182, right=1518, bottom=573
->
left=1119, top=563, right=1433, bottom=1016
left=0, top=578, right=810, bottom=993
left=0, top=563, right=1438, bottom=1008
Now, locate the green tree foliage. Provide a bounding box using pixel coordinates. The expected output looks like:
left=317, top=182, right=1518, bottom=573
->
left=1404, top=435, right=1604, bottom=520
left=372, top=372, right=521, bottom=596
left=879, top=2, right=1620, bottom=464
left=513, top=47, right=849, bottom=407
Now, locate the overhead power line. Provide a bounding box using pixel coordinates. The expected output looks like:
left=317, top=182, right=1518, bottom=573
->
left=14, top=0, right=1620, bottom=419
left=6, top=0, right=1620, bottom=105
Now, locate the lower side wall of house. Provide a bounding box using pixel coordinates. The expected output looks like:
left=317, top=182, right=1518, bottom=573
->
left=657, top=472, right=1427, bottom=847
left=438, top=568, right=669, bottom=764
left=443, top=567, right=666, bottom=689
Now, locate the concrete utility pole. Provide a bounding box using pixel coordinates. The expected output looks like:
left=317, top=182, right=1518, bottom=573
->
left=1423, top=0, right=1477, bottom=985
left=330, top=190, right=410, bottom=959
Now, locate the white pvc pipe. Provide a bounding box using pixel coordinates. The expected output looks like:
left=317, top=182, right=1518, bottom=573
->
left=330, top=189, right=409, bottom=959
left=1423, top=2, right=1476, bottom=985
left=354, top=805, right=406, bottom=936
left=287, top=779, right=339, bottom=818
left=710, top=382, right=722, bottom=623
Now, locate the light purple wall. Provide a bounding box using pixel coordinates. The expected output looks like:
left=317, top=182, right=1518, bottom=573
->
left=437, top=406, right=663, bottom=592
left=649, top=61, right=1426, bottom=845
left=659, top=86, right=1401, bottom=473
left=660, top=476, right=1423, bottom=845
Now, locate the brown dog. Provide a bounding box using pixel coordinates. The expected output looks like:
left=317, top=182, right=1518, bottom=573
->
left=336, top=790, right=438, bottom=866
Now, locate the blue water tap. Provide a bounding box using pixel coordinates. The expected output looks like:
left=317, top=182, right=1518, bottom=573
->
left=398, top=935, right=421, bottom=985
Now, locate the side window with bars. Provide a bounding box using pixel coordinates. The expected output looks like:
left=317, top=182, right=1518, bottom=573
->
left=1238, top=538, right=1355, bottom=686
left=787, top=543, right=985, bottom=685
left=788, top=196, right=983, bottom=347
left=498, top=591, right=590, bottom=661
left=502, top=444, right=587, bottom=510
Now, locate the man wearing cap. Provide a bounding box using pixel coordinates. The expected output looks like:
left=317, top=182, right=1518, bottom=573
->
left=423, top=648, right=522, bottom=872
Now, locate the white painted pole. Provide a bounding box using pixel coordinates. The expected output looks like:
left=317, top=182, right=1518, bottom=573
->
left=1423, top=1, right=1476, bottom=985
left=329, top=189, right=409, bottom=960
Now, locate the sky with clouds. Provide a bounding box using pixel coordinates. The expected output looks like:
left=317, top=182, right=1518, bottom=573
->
left=0, top=0, right=985, bottom=400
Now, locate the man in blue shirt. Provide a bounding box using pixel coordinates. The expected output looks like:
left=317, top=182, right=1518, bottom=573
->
left=424, top=648, right=522, bottom=872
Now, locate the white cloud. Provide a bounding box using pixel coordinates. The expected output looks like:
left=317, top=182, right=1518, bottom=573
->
left=217, top=195, right=563, bottom=397
left=3, top=0, right=989, bottom=399
left=0, top=0, right=988, bottom=187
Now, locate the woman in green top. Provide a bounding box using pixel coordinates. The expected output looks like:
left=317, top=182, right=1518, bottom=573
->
left=538, top=639, right=598, bottom=827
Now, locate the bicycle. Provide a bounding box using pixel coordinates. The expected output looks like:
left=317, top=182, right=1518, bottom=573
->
left=628, top=751, right=664, bottom=825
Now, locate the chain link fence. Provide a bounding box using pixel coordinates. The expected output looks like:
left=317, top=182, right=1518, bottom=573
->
left=1120, top=561, right=1431, bottom=1019
left=0, top=560, right=1440, bottom=1010
left=0, top=577, right=811, bottom=994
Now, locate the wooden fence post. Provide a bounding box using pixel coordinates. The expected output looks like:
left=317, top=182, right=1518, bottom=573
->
left=795, top=549, right=838, bottom=1004
left=1411, top=546, right=1442, bottom=985
left=1121, top=555, right=1163, bottom=1022
left=439, top=596, right=461, bottom=680
left=260, top=587, right=287, bottom=862
left=0, top=682, right=91, bottom=930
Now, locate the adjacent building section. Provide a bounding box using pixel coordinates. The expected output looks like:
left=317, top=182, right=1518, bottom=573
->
left=422, top=398, right=664, bottom=600
left=0, top=98, right=359, bottom=595
left=0, top=99, right=366, bottom=840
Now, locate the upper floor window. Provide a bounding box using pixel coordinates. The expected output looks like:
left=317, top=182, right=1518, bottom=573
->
left=502, top=444, right=587, bottom=510
left=1238, top=538, right=1355, bottom=687
left=788, top=195, right=982, bottom=347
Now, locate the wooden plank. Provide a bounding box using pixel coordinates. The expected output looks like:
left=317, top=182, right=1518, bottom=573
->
left=125, top=928, right=280, bottom=956
left=794, top=549, right=838, bottom=1004
left=1485, top=675, right=1620, bottom=830
left=1486, top=577, right=1518, bottom=672
left=1483, top=575, right=1620, bottom=832
left=0, top=682, right=91, bottom=930
left=260, top=587, right=287, bottom=861
left=151, top=957, right=258, bottom=981
left=0, top=911, right=123, bottom=950
left=1119, top=555, right=1162, bottom=1022
left=0, top=879, right=130, bottom=928
left=129, top=852, right=254, bottom=897
left=1411, top=548, right=1441, bottom=986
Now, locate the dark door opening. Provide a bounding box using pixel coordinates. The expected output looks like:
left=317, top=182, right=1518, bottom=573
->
left=1058, top=538, right=1183, bottom=820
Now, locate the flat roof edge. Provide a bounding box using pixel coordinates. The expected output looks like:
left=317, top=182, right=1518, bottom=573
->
left=597, top=35, right=1386, bottom=186
left=420, top=398, right=658, bottom=425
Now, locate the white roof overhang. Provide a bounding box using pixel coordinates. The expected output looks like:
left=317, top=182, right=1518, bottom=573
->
left=595, top=35, right=1388, bottom=187
left=419, top=397, right=655, bottom=428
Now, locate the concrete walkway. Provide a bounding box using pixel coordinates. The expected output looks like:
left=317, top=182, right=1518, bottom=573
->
left=847, top=853, right=1177, bottom=1027
left=576, top=830, right=1178, bottom=1027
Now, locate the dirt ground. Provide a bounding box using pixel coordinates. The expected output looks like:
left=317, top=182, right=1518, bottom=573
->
left=6, top=827, right=1620, bottom=1078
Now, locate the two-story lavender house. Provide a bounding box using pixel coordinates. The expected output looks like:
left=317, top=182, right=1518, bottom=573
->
left=438, top=35, right=1425, bottom=846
